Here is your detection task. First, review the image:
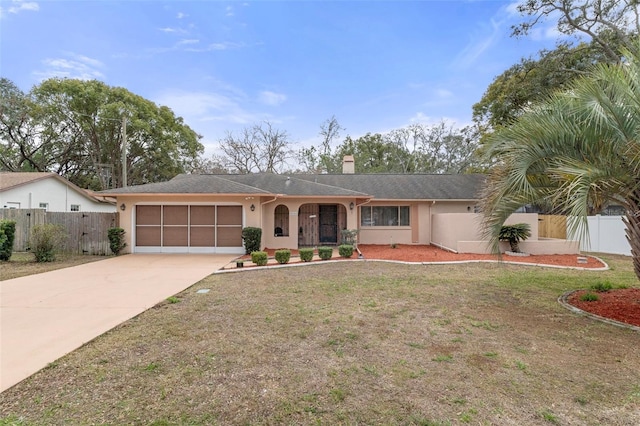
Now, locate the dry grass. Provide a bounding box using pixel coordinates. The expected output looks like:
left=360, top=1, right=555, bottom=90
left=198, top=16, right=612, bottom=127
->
left=1, top=252, right=108, bottom=281
left=1, top=255, right=640, bottom=425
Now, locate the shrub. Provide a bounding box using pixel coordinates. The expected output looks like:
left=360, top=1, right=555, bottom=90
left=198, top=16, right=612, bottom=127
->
left=0, top=220, right=16, bottom=261
left=299, top=248, right=314, bottom=262
left=251, top=251, right=268, bottom=266
left=591, top=280, right=613, bottom=292
left=0, top=229, right=7, bottom=258
left=580, top=292, right=599, bottom=302
left=242, top=227, right=262, bottom=254
left=29, top=223, right=67, bottom=262
left=318, top=246, right=333, bottom=260
left=275, top=249, right=291, bottom=264
left=499, top=223, right=532, bottom=253
left=107, top=227, right=127, bottom=255
left=340, top=229, right=358, bottom=245
left=338, top=244, right=354, bottom=258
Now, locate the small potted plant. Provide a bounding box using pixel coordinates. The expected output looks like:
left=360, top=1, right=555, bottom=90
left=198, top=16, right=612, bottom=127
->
left=236, top=259, right=244, bottom=268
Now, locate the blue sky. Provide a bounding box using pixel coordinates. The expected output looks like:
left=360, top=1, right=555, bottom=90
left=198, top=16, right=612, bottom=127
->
left=1, top=0, right=561, bottom=157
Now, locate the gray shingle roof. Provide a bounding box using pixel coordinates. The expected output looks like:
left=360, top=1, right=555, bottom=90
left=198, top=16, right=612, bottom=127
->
left=99, top=173, right=485, bottom=200
left=294, top=174, right=485, bottom=200
left=99, top=174, right=271, bottom=195
left=220, top=174, right=367, bottom=197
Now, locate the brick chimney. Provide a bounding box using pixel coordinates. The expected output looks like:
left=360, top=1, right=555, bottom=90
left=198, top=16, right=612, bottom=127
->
left=342, top=155, right=355, bottom=174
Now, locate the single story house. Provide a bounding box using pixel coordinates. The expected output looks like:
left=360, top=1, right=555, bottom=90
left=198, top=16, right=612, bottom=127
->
left=1, top=172, right=116, bottom=213
left=98, top=157, right=487, bottom=254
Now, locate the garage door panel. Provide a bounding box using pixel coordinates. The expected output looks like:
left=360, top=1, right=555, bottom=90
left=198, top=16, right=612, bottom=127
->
left=191, top=206, right=215, bottom=225
left=217, top=227, right=242, bottom=247
left=217, top=206, right=242, bottom=225
left=163, top=227, right=188, bottom=246
left=190, top=227, right=215, bottom=246
left=164, top=206, right=188, bottom=225
left=136, top=206, right=161, bottom=225
left=136, top=226, right=161, bottom=246
left=135, top=204, right=243, bottom=251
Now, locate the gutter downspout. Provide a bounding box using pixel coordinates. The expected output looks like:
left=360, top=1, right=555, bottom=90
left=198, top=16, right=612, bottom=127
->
left=259, top=195, right=281, bottom=234
left=353, top=198, right=373, bottom=253
left=430, top=200, right=436, bottom=247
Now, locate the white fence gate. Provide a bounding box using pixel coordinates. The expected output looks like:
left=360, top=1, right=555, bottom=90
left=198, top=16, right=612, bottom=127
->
left=579, top=215, right=631, bottom=256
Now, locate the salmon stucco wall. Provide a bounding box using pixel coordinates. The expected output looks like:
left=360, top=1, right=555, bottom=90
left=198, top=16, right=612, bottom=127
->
left=260, top=198, right=358, bottom=249
left=358, top=200, right=475, bottom=246
left=431, top=212, right=580, bottom=255
left=116, top=195, right=360, bottom=253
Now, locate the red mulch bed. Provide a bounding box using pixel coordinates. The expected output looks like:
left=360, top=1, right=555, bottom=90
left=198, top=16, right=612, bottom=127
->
left=356, top=244, right=606, bottom=269
left=568, top=288, right=640, bottom=328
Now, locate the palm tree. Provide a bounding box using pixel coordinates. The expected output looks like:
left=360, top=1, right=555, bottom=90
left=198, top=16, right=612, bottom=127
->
left=499, top=223, right=532, bottom=253
left=481, top=41, right=640, bottom=281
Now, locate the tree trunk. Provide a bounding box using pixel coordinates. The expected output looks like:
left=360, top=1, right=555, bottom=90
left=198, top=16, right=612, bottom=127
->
left=623, top=202, right=640, bottom=282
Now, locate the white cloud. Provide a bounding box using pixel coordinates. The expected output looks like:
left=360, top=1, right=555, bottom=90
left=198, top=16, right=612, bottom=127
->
left=407, top=113, right=468, bottom=128
left=176, top=12, right=187, bottom=19
left=209, top=41, right=243, bottom=50
left=452, top=17, right=502, bottom=69
left=178, top=39, right=199, bottom=46
left=33, top=53, right=105, bottom=81
left=505, top=1, right=521, bottom=17
left=434, top=88, right=453, bottom=99
left=155, top=90, right=272, bottom=126
left=258, top=91, right=287, bottom=106
left=0, top=0, right=39, bottom=18
left=416, top=87, right=457, bottom=109
left=408, top=112, right=439, bottom=125
left=452, top=2, right=525, bottom=70
left=155, top=92, right=237, bottom=118
left=182, top=41, right=245, bottom=52
left=154, top=89, right=288, bottom=157
left=226, top=5, right=234, bottom=17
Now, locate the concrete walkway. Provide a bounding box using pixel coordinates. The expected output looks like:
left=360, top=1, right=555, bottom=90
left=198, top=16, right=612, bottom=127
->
left=0, top=254, right=234, bottom=393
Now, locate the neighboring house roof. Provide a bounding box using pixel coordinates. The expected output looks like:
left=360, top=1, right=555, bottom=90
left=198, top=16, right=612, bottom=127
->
left=100, top=173, right=485, bottom=201
left=0, top=172, right=115, bottom=205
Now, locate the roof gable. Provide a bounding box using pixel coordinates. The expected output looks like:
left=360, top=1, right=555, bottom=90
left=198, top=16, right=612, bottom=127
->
left=0, top=172, right=58, bottom=191
left=1, top=172, right=113, bottom=204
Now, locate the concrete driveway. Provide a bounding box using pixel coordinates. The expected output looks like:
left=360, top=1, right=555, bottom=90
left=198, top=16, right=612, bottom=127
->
left=0, top=254, right=234, bottom=393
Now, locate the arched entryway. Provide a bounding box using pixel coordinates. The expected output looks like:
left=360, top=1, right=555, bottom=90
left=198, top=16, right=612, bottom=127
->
left=298, top=203, right=347, bottom=247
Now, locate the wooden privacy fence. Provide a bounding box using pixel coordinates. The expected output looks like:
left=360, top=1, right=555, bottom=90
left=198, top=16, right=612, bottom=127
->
left=0, top=209, right=118, bottom=255
left=538, top=215, right=567, bottom=239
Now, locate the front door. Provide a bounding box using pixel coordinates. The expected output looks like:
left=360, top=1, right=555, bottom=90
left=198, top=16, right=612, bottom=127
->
left=319, top=205, right=338, bottom=244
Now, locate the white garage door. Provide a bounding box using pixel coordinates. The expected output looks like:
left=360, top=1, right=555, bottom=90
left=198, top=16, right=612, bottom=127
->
left=134, top=205, right=244, bottom=253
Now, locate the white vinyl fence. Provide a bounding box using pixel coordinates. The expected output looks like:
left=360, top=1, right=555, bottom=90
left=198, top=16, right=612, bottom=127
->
left=579, top=215, right=631, bottom=256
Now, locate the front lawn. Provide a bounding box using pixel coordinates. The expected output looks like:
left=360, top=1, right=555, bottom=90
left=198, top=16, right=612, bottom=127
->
left=1, top=255, right=639, bottom=425
left=1, top=252, right=108, bottom=281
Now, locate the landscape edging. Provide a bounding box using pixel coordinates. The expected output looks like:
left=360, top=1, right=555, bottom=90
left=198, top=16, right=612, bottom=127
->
left=558, top=290, right=640, bottom=332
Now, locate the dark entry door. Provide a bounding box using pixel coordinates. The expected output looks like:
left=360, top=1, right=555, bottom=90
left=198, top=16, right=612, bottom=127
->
left=319, top=205, right=338, bottom=244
